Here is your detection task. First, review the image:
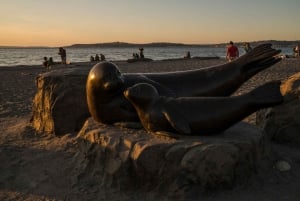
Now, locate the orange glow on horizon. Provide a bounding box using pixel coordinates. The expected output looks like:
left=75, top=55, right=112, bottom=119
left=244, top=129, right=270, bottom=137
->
left=1, top=1, right=299, bottom=47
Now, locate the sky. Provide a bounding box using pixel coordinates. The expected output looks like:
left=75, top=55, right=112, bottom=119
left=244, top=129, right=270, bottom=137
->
left=0, top=0, right=299, bottom=47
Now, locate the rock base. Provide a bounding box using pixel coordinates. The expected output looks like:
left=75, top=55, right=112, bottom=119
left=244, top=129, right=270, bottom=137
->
left=74, top=118, right=268, bottom=196
left=257, top=72, right=300, bottom=146
left=31, top=68, right=90, bottom=135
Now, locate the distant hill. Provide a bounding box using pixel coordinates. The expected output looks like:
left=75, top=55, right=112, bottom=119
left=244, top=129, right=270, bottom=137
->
left=67, top=42, right=227, bottom=48
left=67, top=42, right=190, bottom=48
left=67, top=40, right=300, bottom=48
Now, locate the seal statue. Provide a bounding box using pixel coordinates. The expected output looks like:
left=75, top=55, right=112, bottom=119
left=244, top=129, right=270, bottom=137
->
left=86, top=44, right=281, bottom=124
left=124, top=82, right=283, bottom=135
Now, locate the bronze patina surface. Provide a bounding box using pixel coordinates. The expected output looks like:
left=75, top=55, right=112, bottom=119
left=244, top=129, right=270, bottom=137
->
left=86, top=44, right=281, bottom=124
left=124, top=82, right=283, bottom=135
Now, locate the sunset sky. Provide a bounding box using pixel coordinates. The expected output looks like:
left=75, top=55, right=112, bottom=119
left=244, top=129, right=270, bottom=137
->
left=0, top=0, right=299, bottom=47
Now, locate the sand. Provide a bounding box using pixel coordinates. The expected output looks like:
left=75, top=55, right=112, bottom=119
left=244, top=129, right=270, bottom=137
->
left=1, top=58, right=300, bottom=201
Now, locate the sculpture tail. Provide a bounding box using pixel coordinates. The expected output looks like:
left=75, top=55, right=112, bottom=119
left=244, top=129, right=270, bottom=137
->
left=248, top=80, right=283, bottom=108
left=239, top=44, right=282, bottom=76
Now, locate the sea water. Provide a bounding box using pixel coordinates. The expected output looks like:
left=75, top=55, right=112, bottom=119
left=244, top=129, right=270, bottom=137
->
left=0, top=46, right=293, bottom=67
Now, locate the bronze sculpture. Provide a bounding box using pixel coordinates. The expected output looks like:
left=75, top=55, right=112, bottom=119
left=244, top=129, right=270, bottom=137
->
left=86, top=44, right=281, bottom=124
left=123, top=82, right=283, bottom=135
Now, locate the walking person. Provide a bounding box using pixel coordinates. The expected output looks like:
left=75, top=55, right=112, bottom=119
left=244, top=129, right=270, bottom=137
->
left=226, top=41, right=239, bottom=62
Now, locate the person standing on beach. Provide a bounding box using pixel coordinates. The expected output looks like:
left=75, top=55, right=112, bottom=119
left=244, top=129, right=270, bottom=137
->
left=48, top=57, right=54, bottom=66
left=226, top=41, right=239, bottom=62
left=90, top=56, right=95, bottom=62
left=139, top=48, right=144, bottom=59
left=244, top=42, right=252, bottom=53
left=58, top=47, right=67, bottom=64
left=43, top=57, right=49, bottom=69
left=95, top=54, right=100, bottom=61
left=184, top=51, right=191, bottom=59
left=293, top=45, right=300, bottom=57
left=100, top=54, right=106, bottom=61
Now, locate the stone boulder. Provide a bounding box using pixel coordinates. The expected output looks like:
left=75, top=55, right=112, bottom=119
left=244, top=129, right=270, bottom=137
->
left=31, top=68, right=90, bottom=135
left=257, top=72, right=300, bottom=145
left=74, top=118, right=269, bottom=198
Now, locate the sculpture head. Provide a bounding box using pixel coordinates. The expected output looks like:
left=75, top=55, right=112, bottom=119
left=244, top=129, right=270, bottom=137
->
left=86, top=61, right=139, bottom=123
left=87, top=61, right=124, bottom=94
left=124, top=83, right=159, bottom=107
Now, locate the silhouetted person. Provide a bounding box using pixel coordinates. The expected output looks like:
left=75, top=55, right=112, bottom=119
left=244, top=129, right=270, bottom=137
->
left=48, top=57, right=54, bottom=66
left=95, top=54, right=100, bottom=61
left=100, top=54, right=106, bottom=61
left=58, top=47, right=67, bottom=64
left=90, top=56, right=95, bottom=62
left=43, top=57, right=49, bottom=68
left=139, top=48, right=144, bottom=59
left=293, top=45, right=299, bottom=57
left=184, top=51, right=191, bottom=59
left=133, top=53, right=139, bottom=59
left=244, top=42, right=252, bottom=53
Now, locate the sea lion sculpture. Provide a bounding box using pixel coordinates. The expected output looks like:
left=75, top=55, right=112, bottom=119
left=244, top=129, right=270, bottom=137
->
left=86, top=44, right=281, bottom=124
left=124, top=82, right=283, bottom=135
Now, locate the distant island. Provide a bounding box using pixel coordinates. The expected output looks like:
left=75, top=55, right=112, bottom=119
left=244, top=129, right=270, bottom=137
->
left=67, top=40, right=300, bottom=48
left=1, top=40, right=299, bottom=48
left=67, top=42, right=192, bottom=48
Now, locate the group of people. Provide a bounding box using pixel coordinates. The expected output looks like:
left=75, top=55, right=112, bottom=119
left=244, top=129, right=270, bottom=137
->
left=227, top=41, right=300, bottom=61
left=132, top=48, right=145, bottom=59
left=45, top=42, right=296, bottom=69
left=226, top=41, right=253, bottom=62
left=42, top=47, right=67, bottom=69
left=90, top=54, right=106, bottom=62
left=43, top=57, right=54, bottom=70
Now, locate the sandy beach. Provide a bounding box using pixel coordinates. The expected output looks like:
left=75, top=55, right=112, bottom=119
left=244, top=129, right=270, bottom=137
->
left=1, top=58, right=300, bottom=201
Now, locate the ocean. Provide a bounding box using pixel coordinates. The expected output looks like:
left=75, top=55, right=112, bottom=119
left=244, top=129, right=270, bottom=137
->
left=0, top=46, right=293, bottom=67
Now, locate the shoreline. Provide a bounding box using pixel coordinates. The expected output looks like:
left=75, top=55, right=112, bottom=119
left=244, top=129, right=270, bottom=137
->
left=0, top=56, right=224, bottom=68
left=0, top=43, right=296, bottom=68
left=1, top=56, right=299, bottom=69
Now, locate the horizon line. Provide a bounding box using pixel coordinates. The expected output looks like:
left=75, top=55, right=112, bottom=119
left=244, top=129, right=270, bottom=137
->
left=1, top=39, right=300, bottom=48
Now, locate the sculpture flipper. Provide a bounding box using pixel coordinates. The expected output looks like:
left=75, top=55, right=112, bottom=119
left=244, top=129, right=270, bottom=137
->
left=163, top=106, right=191, bottom=135
left=238, top=44, right=281, bottom=76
